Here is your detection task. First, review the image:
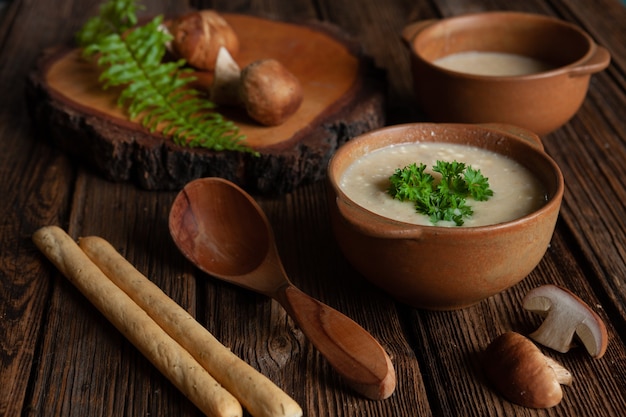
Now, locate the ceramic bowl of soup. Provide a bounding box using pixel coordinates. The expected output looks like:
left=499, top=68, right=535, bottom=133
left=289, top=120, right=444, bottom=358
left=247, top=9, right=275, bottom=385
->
left=401, top=12, right=610, bottom=135
left=327, top=123, right=564, bottom=310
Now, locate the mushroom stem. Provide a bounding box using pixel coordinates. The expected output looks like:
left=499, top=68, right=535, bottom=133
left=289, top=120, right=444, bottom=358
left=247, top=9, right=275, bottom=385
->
left=528, top=306, right=577, bottom=353
left=544, top=356, right=573, bottom=386
left=210, top=47, right=242, bottom=106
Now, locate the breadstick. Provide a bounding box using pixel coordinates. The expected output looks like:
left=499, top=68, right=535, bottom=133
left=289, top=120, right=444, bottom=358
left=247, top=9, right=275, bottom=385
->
left=32, top=226, right=242, bottom=417
left=78, top=235, right=303, bottom=417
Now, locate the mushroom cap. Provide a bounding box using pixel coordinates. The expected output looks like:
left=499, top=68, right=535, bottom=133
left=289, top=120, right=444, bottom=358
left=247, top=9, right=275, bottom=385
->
left=523, top=284, right=608, bottom=358
left=168, top=10, right=240, bottom=71
left=239, top=59, right=303, bottom=126
left=483, top=332, right=572, bottom=408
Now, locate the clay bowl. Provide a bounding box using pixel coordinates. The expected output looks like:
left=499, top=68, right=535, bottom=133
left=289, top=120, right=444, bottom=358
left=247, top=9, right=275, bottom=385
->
left=327, top=123, right=564, bottom=310
left=401, top=12, right=611, bottom=135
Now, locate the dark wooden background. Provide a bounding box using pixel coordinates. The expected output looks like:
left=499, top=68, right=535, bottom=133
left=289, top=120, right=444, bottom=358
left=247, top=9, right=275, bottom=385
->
left=1, top=0, right=625, bottom=416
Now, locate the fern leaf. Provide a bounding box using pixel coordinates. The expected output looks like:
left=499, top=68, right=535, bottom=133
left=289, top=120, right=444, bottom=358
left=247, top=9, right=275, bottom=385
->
left=77, top=0, right=255, bottom=155
left=76, top=0, right=141, bottom=46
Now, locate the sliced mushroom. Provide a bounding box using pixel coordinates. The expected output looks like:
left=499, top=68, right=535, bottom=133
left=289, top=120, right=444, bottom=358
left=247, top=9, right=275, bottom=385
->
left=483, top=332, right=572, bottom=408
left=523, top=284, right=608, bottom=358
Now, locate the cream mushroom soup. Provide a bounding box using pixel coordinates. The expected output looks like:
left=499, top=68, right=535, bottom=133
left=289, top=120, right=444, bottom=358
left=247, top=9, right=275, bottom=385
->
left=433, top=51, right=555, bottom=76
left=339, top=142, right=547, bottom=227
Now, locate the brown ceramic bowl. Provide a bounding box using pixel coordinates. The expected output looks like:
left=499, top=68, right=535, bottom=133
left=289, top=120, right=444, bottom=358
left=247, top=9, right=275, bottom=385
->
left=401, top=12, right=610, bottom=135
left=327, top=123, right=564, bottom=310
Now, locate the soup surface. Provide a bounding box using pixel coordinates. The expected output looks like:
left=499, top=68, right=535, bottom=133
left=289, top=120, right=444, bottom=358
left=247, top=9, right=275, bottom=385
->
left=339, top=142, right=547, bottom=227
left=433, top=51, right=554, bottom=76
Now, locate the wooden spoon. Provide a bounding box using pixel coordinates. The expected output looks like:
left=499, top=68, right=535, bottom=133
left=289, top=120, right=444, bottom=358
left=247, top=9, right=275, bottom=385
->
left=168, top=177, right=396, bottom=400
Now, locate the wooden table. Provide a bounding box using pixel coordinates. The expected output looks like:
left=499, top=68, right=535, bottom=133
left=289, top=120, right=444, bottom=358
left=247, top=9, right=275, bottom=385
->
left=1, top=0, right=625, bottom=416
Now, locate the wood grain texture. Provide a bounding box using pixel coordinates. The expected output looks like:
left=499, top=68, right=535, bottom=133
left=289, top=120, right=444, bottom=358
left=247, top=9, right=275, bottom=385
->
left=1, top=0, right=626, bottom=416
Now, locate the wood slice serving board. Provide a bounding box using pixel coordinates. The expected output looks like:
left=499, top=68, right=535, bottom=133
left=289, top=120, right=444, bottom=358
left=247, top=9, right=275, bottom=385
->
left=26, top=13, right=386, bottom=195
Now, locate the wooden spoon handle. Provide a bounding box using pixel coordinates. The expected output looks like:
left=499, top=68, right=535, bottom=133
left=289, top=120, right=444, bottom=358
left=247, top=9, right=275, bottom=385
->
left=276, top=285, right=396, bottom=400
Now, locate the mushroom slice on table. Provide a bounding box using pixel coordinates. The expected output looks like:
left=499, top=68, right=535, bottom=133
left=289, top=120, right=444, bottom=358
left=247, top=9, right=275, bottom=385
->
left=483, top=332, right=572, bottom=408
left=523, top=284, right=608, bottom=358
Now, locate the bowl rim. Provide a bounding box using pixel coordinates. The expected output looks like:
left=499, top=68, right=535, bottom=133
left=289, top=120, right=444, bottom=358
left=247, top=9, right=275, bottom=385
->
left=407, top=11, right=599, bottom=81
left=327, top=122, right=565, bottom=237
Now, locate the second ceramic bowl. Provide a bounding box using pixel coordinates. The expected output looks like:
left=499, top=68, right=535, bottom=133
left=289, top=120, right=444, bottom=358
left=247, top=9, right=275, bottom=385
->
left=401, top=12, right=610, bottom=135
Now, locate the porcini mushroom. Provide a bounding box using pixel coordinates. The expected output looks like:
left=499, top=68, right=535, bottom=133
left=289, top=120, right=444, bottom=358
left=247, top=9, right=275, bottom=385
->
left=210, top=48, right=304, bottom=126
left=483, top=332, right=572, bottom=408
left=239, top=59, right=303, bottom=126
left=167, top=10, right=239, bottom=71
left=523, top=284, right=608, bottom=358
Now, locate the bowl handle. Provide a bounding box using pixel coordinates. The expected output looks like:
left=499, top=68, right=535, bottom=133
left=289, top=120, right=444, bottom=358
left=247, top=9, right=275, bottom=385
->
left=568, top=44, right=611, bottom=77
left=479, top=123, right=545, bottom=150
left=336, top=195, right=423, bottom=239
left=401, top=19, right=437, bottom=47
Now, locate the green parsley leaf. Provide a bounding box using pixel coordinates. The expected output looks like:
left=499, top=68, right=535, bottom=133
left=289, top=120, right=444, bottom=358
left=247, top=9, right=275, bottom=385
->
left=464, top=166, right=494, bottom=201
left=388, top=163, right=433, bottom=202
left=387, top=160, right=493, bottom=226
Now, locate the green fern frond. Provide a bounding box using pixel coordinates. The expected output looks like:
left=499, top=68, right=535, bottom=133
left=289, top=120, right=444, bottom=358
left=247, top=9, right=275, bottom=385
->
left=77, top=0, right=255, bottom=155
left=76, top=0, right=141, bottom=46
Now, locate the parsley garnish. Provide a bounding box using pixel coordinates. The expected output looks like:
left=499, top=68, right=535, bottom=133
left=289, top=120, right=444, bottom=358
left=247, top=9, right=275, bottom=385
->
left=76, top=0, right=257, bottom=155
left=388, top=160, right=493, bottom=226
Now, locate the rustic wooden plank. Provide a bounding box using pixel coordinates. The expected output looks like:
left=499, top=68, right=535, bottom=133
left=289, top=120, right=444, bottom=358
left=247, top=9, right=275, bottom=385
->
left=0, top=146, right=75, bottom=417
left=549, top=0, right=626, bottom=90
left=537, top=0, right=626, bottom=320
left=207, top=0, right=319, bottom=19
left=3, top=0, right=626, bottom=416
left=542, top=82, right=626, bottom=317
left=0, top=0, right=85, bottom=415
left=202, top=1, right=626, bottom=416
left=13, top=0, right=421, bottom=415
left=403, top=226, right=626, bottom=417
left=310, top=0, right=433, bottom=124
left=434, top=0, right=556, bottom=15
